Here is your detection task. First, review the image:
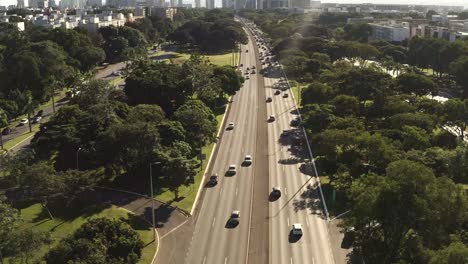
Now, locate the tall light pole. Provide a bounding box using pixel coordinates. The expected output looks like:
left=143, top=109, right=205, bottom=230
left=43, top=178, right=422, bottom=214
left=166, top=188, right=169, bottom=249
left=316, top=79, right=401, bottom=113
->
left=76, top=147, right=82, bottom=170
left=149, top=161, right=161, bottom=242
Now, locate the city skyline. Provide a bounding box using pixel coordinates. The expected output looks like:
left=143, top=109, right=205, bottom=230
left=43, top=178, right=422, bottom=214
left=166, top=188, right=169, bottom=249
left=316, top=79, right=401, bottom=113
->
left=0, top=0, right=466, bottom=9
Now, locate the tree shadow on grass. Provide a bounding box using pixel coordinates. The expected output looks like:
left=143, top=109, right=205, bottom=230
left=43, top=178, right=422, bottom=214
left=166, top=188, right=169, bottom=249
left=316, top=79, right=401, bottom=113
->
left=122, top=212, right=152, bottom=232
left=143, top=203, right=176, bottom=228
left=47, top=200, right=112, bottom=221
left=151, top=53, right=181, bottom=61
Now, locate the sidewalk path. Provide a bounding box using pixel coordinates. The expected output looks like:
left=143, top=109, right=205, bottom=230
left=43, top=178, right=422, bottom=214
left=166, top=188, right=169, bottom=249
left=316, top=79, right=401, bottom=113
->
left=91, top=188, right=189, bottom=239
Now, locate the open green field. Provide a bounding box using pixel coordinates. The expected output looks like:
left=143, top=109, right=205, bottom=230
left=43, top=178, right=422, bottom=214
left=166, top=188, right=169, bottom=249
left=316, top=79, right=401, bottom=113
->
left=11, top=203, right=156, bottom=263
left=151, top=49, right=240, bottom=67
left=156, top=108, right=226, bottom=212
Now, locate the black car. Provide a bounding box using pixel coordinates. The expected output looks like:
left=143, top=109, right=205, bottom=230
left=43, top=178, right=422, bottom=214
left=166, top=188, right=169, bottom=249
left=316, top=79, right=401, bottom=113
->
left=209, top=174, right=219, bottom=185
left=31, top=116, right=42, bottom=124
left=2, top=127, right=11, bottom=135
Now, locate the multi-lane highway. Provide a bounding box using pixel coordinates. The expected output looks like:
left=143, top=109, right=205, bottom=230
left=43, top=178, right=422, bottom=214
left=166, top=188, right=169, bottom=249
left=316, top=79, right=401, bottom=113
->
left=184, top=20, right=338, bottom=264
left=185, top=28, right=268, bottom=264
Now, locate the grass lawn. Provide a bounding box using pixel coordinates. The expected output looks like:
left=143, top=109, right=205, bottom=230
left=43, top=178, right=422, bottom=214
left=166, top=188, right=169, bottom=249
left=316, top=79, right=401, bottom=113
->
left=12, top=203, right=156, bottom=263
left=155, top=107, right=226, bottom=212
left=151, top=48, right=240, bottom=67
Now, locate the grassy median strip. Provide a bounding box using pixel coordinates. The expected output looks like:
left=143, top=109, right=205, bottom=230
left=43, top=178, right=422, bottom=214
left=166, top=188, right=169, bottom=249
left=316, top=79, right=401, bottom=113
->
left=4, top=126, right=40, bottom=151
left=12, top=203, right=155, bottom=263
left=156, top=110, right=224, bottom=212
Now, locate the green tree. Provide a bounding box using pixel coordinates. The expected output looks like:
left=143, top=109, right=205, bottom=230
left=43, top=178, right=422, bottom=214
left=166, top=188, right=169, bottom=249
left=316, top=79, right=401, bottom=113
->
left=164, top=156, right=197, bottom=199
left=174, top=99, right=217, bottom=150
left=345, top=160, right=468, bottom=263
left=127, top=104, right=165, bottom=124
left=401, top=125, right=431, bottom=150
left=301, top=104, right=335, bottom=133
left=0, top=198, right=20, bottom=262
left=301, top=82, right=335, bottom=105
left=330, top=95, right=359, bottom=117
left=449, top=56, right=468, bottom=97
left=344, top=41, right=380, bottom=67
left=0, top=108, right=7, bottom=149
left=343, top=23, right=373, bottom=42
left=429, top=242, right=468, bottom=264
left=443, top=99, right=468, bottom=140
left=125, top=61, right=192, bottom=114
left=394, top=72, right=437, bottom=96
left=213, top=65, right=244, bottom=95
left=46, top=218, right=144, bottom=264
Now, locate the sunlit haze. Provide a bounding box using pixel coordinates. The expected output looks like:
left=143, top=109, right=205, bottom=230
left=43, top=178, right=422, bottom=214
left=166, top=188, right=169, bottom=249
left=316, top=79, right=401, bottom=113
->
left=0, top=0, right=466, bottom=8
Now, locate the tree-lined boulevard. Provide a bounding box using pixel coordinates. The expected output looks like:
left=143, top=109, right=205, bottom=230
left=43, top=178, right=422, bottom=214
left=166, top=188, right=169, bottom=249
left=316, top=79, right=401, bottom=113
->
left=0, top=7, right=467, bottom=264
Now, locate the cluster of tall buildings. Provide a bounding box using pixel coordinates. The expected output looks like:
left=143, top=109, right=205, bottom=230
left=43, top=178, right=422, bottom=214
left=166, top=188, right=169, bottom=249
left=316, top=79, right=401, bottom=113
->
left=218, top=0, right=319, bottom=9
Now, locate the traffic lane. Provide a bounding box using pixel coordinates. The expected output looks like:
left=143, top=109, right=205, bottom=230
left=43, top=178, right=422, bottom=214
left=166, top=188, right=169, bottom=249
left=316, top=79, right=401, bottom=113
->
left=267, top=75, right=291, bottom=264
left=204, top=65, right=254, bottom=263
left=186, top=48, right=249, bottom=263
left=210, top=37, right=258, bottom=263
left=185, top=41, right=256, bottom=264
left=266, top=74, right=334, bottom=264
left=94, top=62, right=125, bottom=80
left=227, top=45, right=259, bottom=263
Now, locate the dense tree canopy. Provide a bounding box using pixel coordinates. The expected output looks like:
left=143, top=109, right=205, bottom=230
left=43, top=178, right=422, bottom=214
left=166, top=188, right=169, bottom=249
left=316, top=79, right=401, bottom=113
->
left=46, top=218, right=144, bottom=264
left=168, top=18, right=247, bottom=52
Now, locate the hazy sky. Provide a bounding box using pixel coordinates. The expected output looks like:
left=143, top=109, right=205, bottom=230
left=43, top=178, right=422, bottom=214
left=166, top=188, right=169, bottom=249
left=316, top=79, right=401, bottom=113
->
left=0, top=0, right=466, bottom=9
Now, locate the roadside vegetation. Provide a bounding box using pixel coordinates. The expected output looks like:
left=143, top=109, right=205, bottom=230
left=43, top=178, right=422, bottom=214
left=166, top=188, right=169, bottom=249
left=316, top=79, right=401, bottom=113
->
left=241, top=9, right=468, bottom=263
left=0, top=8, right=244, bottom=263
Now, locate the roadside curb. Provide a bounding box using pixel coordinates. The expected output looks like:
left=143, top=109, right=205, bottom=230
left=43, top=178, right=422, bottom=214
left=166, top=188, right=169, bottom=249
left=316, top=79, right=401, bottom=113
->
left=7, top=133, right=35, bottom=151
left=278, top=64, right=331, bottom=221
left=189, top=94, right=233, bottom=216
left=152, top=224, right=160, bottom=264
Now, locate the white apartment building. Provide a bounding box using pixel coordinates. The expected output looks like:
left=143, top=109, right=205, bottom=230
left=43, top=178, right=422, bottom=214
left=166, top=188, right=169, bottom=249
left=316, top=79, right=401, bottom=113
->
left=369, top=21, right=410, bottom=42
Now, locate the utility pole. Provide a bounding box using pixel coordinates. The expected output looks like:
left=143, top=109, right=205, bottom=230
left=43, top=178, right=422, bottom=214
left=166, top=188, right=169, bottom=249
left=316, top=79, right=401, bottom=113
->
left=149, top=162, right=161, bottom=242
left=76, top=147, right=82, bottom=170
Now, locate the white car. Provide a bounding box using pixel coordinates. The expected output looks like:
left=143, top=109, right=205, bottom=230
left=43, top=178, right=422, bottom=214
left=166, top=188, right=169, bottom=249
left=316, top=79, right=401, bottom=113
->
left=243, top=155, right=252, bottom=165
left=229, top=210, right=240, bottom=225
left=227, top=164, right=237, bottom=175
left=227, top=123, right=235, bottom=130
left=292, top=223, right=303, bottom=236
left=19, top=118, right=29, bottom=126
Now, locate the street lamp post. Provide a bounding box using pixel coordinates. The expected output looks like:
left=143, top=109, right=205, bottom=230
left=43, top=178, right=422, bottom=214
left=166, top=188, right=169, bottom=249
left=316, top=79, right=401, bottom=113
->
left=76, top=147, right=82, bottom=170
left=149, top=162, right=161, bottom=242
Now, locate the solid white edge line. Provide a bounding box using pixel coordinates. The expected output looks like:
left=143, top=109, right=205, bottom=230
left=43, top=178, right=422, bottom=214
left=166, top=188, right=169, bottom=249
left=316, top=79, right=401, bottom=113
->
left=189, top=93, right=234, bottom=216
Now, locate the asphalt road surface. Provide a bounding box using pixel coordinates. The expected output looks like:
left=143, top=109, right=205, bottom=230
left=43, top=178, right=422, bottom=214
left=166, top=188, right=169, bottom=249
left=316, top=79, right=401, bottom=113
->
left=184, top=31, right=265, bottom=264
left=249, top=20, right=336, bottom=264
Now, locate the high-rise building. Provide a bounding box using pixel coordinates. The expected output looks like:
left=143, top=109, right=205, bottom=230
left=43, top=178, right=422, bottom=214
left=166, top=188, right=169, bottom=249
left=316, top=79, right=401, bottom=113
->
left=170, top=0, right=177, bottom=7
left=195, top=0, right=200, bottom=7
left=222, top=0, right=234, bottom=8
left=17, top=0, right=24, bottom=8
left=206, top=0, right=214, bottom=9
left=178, top=0, right=183, bottom=6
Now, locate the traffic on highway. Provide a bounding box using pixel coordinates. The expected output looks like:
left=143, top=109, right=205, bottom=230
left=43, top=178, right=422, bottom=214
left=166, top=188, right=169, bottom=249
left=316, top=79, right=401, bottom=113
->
left=185, top=18, right=339, bottom=264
